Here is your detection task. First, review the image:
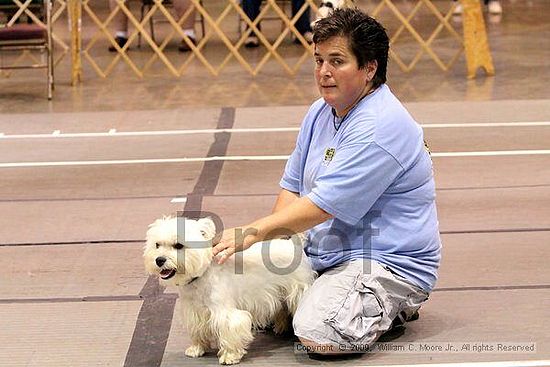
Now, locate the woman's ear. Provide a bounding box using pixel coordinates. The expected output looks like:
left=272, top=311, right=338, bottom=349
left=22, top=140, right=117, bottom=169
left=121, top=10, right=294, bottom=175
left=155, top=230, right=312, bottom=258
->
left=366, top=60, right=378, bottom=82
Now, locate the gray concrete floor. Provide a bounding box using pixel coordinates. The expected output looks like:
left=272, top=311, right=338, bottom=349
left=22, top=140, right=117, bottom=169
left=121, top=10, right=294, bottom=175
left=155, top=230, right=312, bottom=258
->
left=1, top=0, right=550, bottom=366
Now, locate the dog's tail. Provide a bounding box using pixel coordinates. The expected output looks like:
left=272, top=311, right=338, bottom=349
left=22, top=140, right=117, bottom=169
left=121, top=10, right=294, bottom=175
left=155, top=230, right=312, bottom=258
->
left=285, top=283, right=308, bottom=315
left=285, top=286, right=299, bottom=314
left=284, top=267, right=316, bottom=314
left=285, top=248, right=317, bottom=314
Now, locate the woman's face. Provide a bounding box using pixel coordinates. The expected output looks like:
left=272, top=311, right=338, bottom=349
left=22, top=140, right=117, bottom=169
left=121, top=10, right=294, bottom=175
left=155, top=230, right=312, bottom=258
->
left=314, top=36, right=374, bottom=116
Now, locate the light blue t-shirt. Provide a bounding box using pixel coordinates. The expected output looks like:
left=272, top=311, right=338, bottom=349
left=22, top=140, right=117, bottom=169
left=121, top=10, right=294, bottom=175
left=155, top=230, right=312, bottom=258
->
left=280, top=84, right=441, bottom=291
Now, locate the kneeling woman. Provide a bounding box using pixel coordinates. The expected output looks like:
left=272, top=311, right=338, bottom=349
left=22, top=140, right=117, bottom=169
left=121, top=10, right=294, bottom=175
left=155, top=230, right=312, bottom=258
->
left=212, top=8, right=441, bottom=356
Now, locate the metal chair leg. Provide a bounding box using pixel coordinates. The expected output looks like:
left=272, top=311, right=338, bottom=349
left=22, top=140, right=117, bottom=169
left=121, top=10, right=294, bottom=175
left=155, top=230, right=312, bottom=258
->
left=46, top=0, right=54, bottom=99
left=149, top=5, right=155, bottom=44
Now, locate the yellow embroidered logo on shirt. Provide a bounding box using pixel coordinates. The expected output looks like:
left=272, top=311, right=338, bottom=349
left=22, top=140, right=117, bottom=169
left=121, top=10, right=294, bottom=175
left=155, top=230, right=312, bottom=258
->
left=323, top=148, right=336, bottom=166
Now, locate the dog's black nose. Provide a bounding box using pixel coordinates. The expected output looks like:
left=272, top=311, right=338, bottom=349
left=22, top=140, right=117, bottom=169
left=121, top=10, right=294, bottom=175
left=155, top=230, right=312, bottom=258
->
left=156, top=257, right=166, bottom=267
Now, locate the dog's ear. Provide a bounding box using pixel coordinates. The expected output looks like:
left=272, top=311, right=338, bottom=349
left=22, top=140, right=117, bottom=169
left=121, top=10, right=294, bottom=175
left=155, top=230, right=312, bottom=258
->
left=148, top=218, right=161, bottom=228
left=197, top=217, right=216, bottom=240
left=148, top=215, right=174, bottom=228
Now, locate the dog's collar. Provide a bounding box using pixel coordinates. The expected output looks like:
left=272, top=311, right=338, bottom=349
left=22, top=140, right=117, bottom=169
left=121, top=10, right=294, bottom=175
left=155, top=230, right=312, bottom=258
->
left=184, top=261, right=214, bottom=286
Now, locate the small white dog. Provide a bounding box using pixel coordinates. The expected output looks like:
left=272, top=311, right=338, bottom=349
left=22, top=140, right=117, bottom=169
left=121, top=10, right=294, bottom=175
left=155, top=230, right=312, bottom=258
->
left=312, top=0, right=356, bottom=27
left=143, top=216, right=315, bottom=365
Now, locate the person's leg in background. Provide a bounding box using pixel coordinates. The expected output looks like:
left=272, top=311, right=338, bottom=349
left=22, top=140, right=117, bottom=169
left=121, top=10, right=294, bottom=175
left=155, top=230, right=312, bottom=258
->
left=108, top=0, right=130, bottom=51
left=173, top=0, right=199, bottom=52
left=291, top=0, right=312, bottom=43
left=242, top=0, right=261, bottom=48
left=241, top=0, right=311, bottom=48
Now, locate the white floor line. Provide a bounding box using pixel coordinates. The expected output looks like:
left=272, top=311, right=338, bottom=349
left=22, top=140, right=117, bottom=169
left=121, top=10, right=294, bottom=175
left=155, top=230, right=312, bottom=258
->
left=432, top=150, right=550, bottom=157
left=0, top=155, right=290, bottom=168
left=170, top=197, right=188, bottom=203
left=0, top=121, right=549, bottom=139
left=422, top=121, right=550, bottom=128
left=1, top=150, right=550, bottom=168
left=0, top=127, right=300, bottom=139
left=365, top=361, right=550, bottom=367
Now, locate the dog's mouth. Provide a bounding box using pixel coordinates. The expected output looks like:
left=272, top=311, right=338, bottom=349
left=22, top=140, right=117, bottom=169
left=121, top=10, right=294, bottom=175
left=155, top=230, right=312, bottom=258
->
left=159, top=269, right=177, bottom=280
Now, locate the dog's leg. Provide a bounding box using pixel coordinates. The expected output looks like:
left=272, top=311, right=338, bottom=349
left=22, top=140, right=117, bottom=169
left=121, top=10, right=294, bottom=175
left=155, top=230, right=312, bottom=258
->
left=182, top=302, right=211, bottom=358
left=184, top=324, right=210, bottom=358
left=214, top=309, right=254, bottom=365
left=185, top=342, right=207, bottom=358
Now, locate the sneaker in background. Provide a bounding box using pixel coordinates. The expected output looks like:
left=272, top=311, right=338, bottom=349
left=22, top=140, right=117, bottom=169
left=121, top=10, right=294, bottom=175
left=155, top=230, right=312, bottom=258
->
left=488, top=0, right=503, bottom=14
left=178, top=36, right=197, bottom=52
left=293, top=31, right=313, bottom=45
left=244, top=35, right=259, bottom=48
left=452, top=2, right=463, bottom=15
left=108, top=36, right=128, bottom=52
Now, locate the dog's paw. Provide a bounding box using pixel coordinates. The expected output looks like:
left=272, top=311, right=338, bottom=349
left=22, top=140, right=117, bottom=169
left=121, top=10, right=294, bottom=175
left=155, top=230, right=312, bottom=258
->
left=218, top=349, right=244, bottom=365
left=185, top=344, right=206, bottom=358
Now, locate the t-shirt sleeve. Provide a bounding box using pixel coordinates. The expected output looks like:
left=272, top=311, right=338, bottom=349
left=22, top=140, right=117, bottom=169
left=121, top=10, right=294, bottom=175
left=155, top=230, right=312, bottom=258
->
left=280, top=142, right=302, bottom=193
left=307, top=142, right=404, bottom=226
left=280, top=99, right=325, bottom=194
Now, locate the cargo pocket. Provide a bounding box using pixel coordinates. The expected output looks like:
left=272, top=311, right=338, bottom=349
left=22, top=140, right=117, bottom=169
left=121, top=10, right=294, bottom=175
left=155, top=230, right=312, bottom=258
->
left=325, top=274, right=385, bottom=342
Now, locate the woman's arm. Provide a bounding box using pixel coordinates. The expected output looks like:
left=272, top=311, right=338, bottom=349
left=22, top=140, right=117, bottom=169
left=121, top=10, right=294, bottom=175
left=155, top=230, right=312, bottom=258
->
left=272, top=189, right=299, bottom=213
left=213, top=196, right=332, bottom=264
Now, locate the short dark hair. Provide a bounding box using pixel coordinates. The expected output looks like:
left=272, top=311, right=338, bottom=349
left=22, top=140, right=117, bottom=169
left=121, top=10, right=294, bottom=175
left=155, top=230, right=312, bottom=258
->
left=313, top=8, right=389, bottom=88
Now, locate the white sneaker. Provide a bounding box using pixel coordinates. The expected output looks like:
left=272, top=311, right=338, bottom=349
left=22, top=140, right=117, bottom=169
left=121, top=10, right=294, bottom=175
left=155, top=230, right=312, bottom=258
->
left=244, top=35, right=259, bottom=48
left=293, top=31, right=313, bottom=45
left=488, top=0, right=502, bottom=14
left=452, top=2, right=463, bottom=15
left=303, top=31, right=313, bottom=44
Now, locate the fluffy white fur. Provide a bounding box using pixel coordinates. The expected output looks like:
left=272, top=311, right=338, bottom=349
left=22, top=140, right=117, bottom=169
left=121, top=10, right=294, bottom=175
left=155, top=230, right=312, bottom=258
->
left=143, top=216, right=315, bottom=365
left=312, top=0, right=356, bottom=27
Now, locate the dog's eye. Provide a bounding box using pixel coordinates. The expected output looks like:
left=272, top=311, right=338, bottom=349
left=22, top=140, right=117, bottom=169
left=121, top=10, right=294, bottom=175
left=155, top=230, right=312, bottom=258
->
left=174, top=243, right=184, bottom=250
left=155, top=242, right=160, bottom=249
